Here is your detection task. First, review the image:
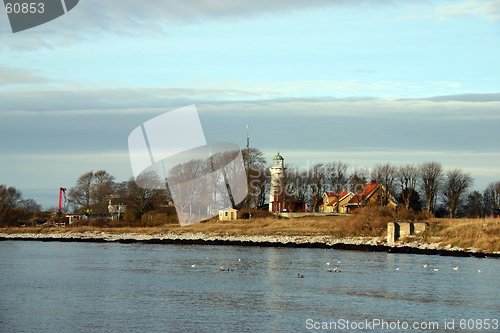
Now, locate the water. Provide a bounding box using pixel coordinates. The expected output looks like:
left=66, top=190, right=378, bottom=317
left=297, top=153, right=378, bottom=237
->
left=0, top=241, right=499, bottom=332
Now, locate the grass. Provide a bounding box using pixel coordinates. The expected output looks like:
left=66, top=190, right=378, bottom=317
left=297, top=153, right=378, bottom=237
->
left=422, top=218, right=500, bottom=253
left=2, top=207, right=499, bottom=252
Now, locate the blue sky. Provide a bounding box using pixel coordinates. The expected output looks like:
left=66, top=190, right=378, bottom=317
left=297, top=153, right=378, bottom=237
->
left=0, top=0, right=499, bottom=208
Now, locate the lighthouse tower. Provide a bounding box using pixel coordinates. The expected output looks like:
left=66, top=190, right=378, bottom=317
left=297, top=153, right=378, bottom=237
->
left=269, top=153, right=286, bottom=212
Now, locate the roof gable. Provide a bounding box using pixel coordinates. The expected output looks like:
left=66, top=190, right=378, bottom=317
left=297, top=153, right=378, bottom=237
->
left=347, top=182, right=380, bottom=204
left=326, top=191, right=352, bottom=206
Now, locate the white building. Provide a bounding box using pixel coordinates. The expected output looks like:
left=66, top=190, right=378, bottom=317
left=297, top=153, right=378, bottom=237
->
left=269, top=153, right=286, bottom=212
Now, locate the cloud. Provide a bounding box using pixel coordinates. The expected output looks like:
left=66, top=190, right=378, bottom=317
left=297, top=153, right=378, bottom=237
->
left=0, top=77, right=482, bottom=115
left=0, top=0, right=339, bottom=49
left=0, top=77, right=498, bottom=118
left=0, top=66, right=48, bottom=86
left=409, top=92, right=500, bottom=102
left=395, top=6, right=433, bottom=22
left=0, top=0, right=401, bottom=50
left=435, top=0, right=500, bottom=21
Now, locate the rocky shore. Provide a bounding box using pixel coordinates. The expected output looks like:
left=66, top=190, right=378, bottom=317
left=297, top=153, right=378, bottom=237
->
left=1, top=231, right=498, bottom=258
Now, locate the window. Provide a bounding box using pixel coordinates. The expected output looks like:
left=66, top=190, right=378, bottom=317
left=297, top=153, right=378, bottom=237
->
left=225, top=212, right=228, bottom=216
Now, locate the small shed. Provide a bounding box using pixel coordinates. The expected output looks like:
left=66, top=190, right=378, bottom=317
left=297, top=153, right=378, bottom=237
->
left=219, top=208, right=238, bottom=221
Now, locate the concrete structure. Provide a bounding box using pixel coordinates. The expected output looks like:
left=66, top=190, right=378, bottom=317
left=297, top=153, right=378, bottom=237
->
left=219, top=208, right=238, bottom=221
left=413, top=222, right=428, bottom=234
left=387, top=221, right=428, bottom=243
left=269, top=153, right=286, bottom=213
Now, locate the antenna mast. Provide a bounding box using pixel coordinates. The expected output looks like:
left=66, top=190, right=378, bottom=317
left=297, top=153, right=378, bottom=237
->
left=246, top=125, right=250, bottom=211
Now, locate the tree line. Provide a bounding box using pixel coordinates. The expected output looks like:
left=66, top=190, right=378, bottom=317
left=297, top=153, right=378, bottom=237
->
left=1, top=148, right=499, bottom=227
left=0, top=185, right=42, bottom=227
left=67, top=170, right=172, bottom=222
left=243, top=148, right=500, bottom=219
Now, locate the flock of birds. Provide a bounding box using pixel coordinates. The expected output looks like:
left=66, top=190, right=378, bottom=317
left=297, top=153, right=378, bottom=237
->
left=393, top=264, right=482, bottom=274
left=190, top=258, right=483, bottom=278
left=299, top=262, right=484, bottom=278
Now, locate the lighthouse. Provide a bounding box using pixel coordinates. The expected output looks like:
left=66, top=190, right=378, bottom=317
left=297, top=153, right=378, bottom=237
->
left=269, top=152, right=286, bottom=212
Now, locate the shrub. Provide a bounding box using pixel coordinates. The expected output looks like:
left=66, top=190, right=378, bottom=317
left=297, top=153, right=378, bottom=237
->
left=238, top=208, right=274, bottom=219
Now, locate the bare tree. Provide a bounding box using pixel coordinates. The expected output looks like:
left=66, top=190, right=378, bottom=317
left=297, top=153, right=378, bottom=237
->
left=68, top=171, right=94, bottom=212
left=168, top=158, right=210, bottom=224
left=371, top=163, right=397, bottom=206
left=293, top=167, right=311, bottom=203
left=242, top=148, right=266, bottom=209
left=19, top=198, right=41, bottom=214
left=442, top=168, right=473, bottom=218
left=325, top=161, right=349, bottom=213
left=281, top=165, right=308, bottom=211
left=346, top=168, right=368, bottom=210
left=68, top=170, right=116, bottom=213
left=127, top=172, right=166, bottom=217
left=0, top=185, right=22, bottom=214
left=248, top=166, right=269, bottom=209
left=466, top=191, right=484, bottom=218
left=307, top=163, right=326, bottom=212
left=349, top=168, right=368, bottom=188
left=484, top=181, right=500, bottom=209
left=418, top=161, right=443, bottom=213
left=92, top=170, right=115, bottom=213
left=0, top=185, right=31, bottom=226
left=397, top=164, right=419, bottom=209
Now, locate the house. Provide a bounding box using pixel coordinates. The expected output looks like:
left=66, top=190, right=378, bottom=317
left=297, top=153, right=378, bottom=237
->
left=219, top=208, right=238, bottom=221
left=269, top=191, right=307, bottom=213
left=345, top=180, right=397, bottom=213
left=108, top=197, right=128, bottom=219
left=66, top=213, right=88, bottom=225
left=493, top=209, right=500, bottom=218
left=319, top=191, right=353, bottom=213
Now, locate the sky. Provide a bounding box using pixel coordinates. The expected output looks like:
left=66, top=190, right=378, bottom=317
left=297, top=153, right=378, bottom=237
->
left=0, top=0, right=499, bottom=209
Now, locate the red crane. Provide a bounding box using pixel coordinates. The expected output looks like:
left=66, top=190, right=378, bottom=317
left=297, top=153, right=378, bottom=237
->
left=58, top=187, right=67, bottom=214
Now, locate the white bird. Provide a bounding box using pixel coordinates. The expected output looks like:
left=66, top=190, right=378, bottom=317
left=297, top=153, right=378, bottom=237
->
left=423, top=264, right=428, bottom=268
left=338, top=261, right=341, bottom=264
left=395, top=267, right=400, bottom=271
left=434, top=269, right=439, bottom=271
left=191, top=264, right=196, bottom=268
left=478, top=270, right=482, bottom=273
left=453, top=267, right=458, bottom=270
left=238, top=259, right=241, bottom=261
left=326, top=262, right=330, bottom=266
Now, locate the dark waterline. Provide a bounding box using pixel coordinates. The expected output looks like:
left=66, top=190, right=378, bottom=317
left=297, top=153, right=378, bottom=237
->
left=0, top=241, right=499, bottom=332
left=2, top=236, right=498, bottom=258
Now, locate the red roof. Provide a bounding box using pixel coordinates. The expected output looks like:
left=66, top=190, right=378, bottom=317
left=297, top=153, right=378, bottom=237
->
left=326, top=191, right=351, bottom=205
left=347, top=182, right=379, bottom=204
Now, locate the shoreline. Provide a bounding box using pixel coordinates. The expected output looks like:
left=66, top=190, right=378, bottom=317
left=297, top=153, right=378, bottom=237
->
left=1, top=231, right=498, bottom=258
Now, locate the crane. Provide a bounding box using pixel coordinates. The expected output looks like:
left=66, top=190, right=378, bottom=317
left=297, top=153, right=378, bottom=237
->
left=58, top=187, right=66, bottom=214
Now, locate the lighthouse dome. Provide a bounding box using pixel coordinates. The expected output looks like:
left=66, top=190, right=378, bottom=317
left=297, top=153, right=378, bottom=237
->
left=273, top=153, right=284, bottom=161
left=272, top=153, right=284, bottom=167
